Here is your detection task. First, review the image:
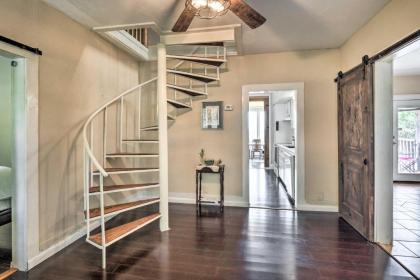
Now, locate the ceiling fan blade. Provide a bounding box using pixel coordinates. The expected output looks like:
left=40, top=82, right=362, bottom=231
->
left=229, top=0, right=266, bottom=29
left=172, top=7, right=196, bottom=32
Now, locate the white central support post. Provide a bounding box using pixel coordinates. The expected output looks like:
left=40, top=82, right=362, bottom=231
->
left=157, top=43, right=170, bottom=231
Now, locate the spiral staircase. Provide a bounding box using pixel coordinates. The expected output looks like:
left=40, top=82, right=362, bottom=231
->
left=83, top=38, right=227, bottom=269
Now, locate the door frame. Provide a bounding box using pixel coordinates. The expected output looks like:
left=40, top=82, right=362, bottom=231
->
left=0, top=41, right=40, bottom=271
left=374, top=39, right=420, bottom=245
left=242, top=83, right=306, bottom=209
left=393, top=95, right=420, bottom=182
left=249, top=96, right=270, bottom=168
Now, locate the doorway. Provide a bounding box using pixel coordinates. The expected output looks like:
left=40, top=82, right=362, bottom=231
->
left=248, top=93, right=293, bottom=209
left=0, top=54, right=13, bottom=273
left=393, top=97, right=420, bottom=181
left=249, top=96, right=269, bottom=168
left=389, top=72, right=420, bottom=277
left=369, top=33, right=420, bottom=278
left=0, top=39, right=40, bottom=272
left=243, top=84, right=304, bottom=210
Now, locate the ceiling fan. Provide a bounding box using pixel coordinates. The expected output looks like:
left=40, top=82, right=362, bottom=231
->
left=172, top=0, right=266, bottom=32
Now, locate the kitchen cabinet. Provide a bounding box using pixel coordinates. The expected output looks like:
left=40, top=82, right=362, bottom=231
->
left=274, top=144, right=295, bottom=204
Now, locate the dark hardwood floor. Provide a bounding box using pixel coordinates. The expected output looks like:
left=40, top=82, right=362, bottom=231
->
left=0, top=247, right=11, bottom=274
left=10, top=204, right=413, bottom=280
left=249, top=160, right=293, bottom=209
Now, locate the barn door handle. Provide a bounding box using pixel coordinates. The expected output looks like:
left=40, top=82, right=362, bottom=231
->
left=363, top=158, right=368, bottom=165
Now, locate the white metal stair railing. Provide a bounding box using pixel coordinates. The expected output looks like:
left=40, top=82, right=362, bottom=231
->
left=81, top=42, right=227, bottom=270
left=165, top=45, right=227, bottom=120
left=83, top=77, right=162, bottom=270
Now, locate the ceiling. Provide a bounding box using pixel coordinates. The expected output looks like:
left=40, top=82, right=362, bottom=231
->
left=43, top=0, right=390, bottom=54
left=394, top=48, right=420, bottom=76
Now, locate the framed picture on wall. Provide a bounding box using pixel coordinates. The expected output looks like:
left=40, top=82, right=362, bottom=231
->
left=201, top=101, right=223, bottom=130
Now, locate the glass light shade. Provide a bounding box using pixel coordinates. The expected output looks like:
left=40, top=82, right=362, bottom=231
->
left=191, top=0, right=207, bottom=9
left=187, top=0, right=230, bottom=19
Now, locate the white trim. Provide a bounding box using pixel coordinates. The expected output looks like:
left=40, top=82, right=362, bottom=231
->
left=93, top=22, right=161, bottom=35
left=157, top=44, right=170, bottom=232
left=296, top=204, right=338, bottom=212
left=393, top=94, right=420, bottom=101
left=372, top=42, right=420, bottom=245
left=27, top=220, right=102, bottom=269
left=0, top=41, right=39, bottom=271
left=169, top=192, right=249, bottom=208
left=242, top=83, right=306, bottom=209
left=162, top=24, right=242, bottom=34
left=160, top=25, right=239, bottom=52
left=169, top=193, right=337, bottom=211
left=97, top=30, right=150, bottom=61
left=374, top=60, right=394, bottom=244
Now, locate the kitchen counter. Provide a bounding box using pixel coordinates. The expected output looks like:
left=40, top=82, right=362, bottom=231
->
left=275, top=144, right=295, bottom=155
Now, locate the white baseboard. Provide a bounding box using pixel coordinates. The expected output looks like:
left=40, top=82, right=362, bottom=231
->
left=169, top=192, right=249, bottom=208
left=27, top=220, right=102, bottom=270
left=296, top=203, right=338, bottom=212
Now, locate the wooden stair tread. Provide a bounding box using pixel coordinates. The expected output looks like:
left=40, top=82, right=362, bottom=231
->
left=167, top=69, right=218, bottom=83
left=179, top=42, right=224, bottom=47
left=107, top=153, right=159, bottom=157
left=89, top=213, right=161, bottom=246
left=122, top=139, right=158, bottom=142
left=166, top=55, right=226, bottom=67
left=167, top=113, right=176, bottom=120
left=90, top=183, right=159, bottom=194
left=167, top=99, right=191, bottom=109
left=97, top=167, right=158, bottom=172
left=167, top=84, right=207, bottom=97
left=140, top=126, right=158, bottom=131
left=87, top=198, right=159, bottom=219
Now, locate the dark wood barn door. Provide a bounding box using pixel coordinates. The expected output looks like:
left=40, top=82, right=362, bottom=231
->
left=337, top=63, right=374, bottom=241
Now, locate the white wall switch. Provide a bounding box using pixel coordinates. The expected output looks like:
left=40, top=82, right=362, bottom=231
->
left=224, top=105, right=233, bottom=111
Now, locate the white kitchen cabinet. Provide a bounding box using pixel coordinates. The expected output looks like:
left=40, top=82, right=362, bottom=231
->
left=274, top=145, right=295, bottom=205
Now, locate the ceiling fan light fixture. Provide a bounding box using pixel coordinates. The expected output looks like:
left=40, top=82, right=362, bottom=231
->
left=191, top=0, right=207, bottom=9
left=187, top=0, right=231, bottom=19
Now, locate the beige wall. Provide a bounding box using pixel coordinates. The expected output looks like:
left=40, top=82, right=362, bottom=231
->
left=169, top=0, right=420, bottom=207
left=0, top=0, right=417, bottom=257
left=394, top=75, right=420, bottom=95
left=341, top=0, right=420, bottom=70
left=0, top=0, right=139, bottom=250
left=169, top=50, right=340, bottom=206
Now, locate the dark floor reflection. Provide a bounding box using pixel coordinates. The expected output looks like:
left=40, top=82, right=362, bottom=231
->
left=249, top=159, right=293, bottom=209
left=9, top=204, right=413, bottom=279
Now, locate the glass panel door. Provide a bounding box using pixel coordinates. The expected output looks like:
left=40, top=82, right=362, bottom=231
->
left=393, top=99, right=420, bottom=181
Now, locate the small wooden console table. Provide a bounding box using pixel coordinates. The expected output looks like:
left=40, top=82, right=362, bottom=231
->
left=195, top=165, right=225, bottom=216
